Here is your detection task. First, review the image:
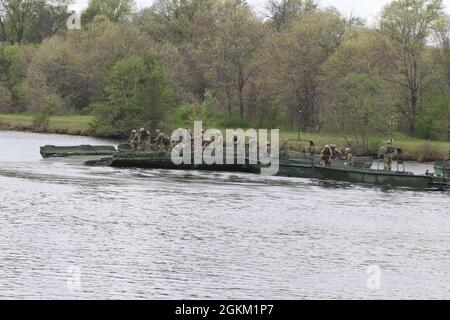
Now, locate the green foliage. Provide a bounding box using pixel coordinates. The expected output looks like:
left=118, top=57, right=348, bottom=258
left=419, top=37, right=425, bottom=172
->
left=81, top=0, right=136, bottom=26
left=171, top=90, right=217, bottom=127
left=32, top=112, right=49, bottom=129
left=31, top=93, right=63, bottom=129
left=416, top=90, right=449, bottom=140
left=0, top=0, right=71, bottom=45
left=24, top=21, right=152, bottom=113
left=0, top=45, right=25, bottom=111
left=93, top=55, right=173, bottom=137
left=327, top=73, right=393, bottom=152
left=265, top=0, right=318, bottom=31
left=217, top=113, right=250, bottom=128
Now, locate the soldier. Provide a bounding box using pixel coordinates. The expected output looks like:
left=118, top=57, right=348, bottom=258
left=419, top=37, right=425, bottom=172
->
left=342, top=148, right=353, bottom=161
left=161, top=134, right=172, bottom=151
left=384, top=141, right=396, bottom=171
left=330, top=144, right=343, bottom=160
left=320, top=145, right=332, bottom=167
left=343, top=148, right=353, bottom=167
left=154, top=129, right=165, bottom=148
left=129, top=129, right=140, bottom=150
left=138, top=128, right=150, bottom=151
left=128, top=129, right=137, bottom=143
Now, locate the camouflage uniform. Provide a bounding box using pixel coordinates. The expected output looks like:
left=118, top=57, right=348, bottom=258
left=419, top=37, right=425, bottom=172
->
left=154, top=129, right=165, bottom=148
left=343, top=148, right=353, bottom=167
left=138, top=128, right=150, bottom=151
left=129, top=129, right=140, bottom=150
left=330, top=144, right=343, bottom=160
left=343, top=148, right=353, bottom=161
left=320, top=145, right=332, bottom=167
left=384, top=142, right=395, bottom=171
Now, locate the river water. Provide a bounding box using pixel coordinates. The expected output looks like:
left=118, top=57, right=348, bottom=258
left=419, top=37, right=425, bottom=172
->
left=0, top=130, right=449, bottom=300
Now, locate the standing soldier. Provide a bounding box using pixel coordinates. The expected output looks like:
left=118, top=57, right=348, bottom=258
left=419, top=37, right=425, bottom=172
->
left=154, top=129, right=166, bottom=149
left=138, top=128, right=150, bottom=151
left=320, top=145, right=332, bottom=167
left=129, top=129, right=140, bottom=151
left=384, top=141, right=395, bottom=171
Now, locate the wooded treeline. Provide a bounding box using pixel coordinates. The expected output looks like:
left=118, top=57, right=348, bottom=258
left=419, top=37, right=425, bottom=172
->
left=1, top=0, right=450, bottom=142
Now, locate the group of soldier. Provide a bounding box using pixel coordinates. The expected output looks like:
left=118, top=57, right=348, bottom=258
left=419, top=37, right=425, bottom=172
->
left=128, top=129, right=449, bottom=171
left=128, top=128, right=171, bottom=152
left=319, top=141, right=395, bottom=170
left=319, top=144, right=353, bottom=167
left=128, top=128, right=248, bottom=153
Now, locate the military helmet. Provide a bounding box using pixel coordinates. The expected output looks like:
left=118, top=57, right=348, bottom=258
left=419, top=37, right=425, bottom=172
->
left=140, top=128, right=145, bottom=132
left=324, top=145, right=330, bottom=149
left=132, top=129, right=137, bottom=133
left=345, top=148, right=350, bottom=152
left=330, top=144, right=336, bottom=148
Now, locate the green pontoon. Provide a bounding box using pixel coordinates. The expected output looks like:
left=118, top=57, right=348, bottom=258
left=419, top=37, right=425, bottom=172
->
left=278, top=161, right=435, bottom=189
left=86, top=149, right=448, bottom=190
left=281, top=139, right=373, bottom=169
left=101, top=150, right=261, bottom=173
left=41, top=141, right=449, bottom=190
left=40, top=145, right=117, bottom=159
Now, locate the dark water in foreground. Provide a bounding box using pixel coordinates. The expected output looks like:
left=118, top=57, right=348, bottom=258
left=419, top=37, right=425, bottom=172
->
left=0, top=131, right=449, bottom=300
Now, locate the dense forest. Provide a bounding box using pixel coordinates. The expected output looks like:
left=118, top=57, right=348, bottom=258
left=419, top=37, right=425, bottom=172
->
left=1, top=0, right=450, bottom=144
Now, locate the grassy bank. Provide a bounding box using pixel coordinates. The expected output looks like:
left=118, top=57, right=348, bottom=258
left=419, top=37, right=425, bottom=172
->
left=0, top=114, right=94, bottom=136
left=0, top=113, right=448, bottom=161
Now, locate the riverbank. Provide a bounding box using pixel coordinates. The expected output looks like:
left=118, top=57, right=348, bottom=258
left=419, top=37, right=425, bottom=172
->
left=0, top=113, right=448, bottom=161
left=0, top=114, right=94, bottom=136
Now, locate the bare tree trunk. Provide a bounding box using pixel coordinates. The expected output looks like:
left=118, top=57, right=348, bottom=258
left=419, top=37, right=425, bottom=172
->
left=237, top=71, right=245, bottom=118
left=410, top=89, right=418, bottom=137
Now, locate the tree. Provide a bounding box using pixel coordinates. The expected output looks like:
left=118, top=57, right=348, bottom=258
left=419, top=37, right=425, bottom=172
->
left=93, top=56, right=173, bottom=137
left=331, top=74, right=392, bottom=152
left=269, top=9, right=345, bottom=130
left=434, top=14, right=450, bottom=139
left=264, top=0, right=318, bottom=31
left=81, top=0, right=136, bottom=26
left=24, top=1, right=72, bottom=43
left=25, top=21, right=152, bottom=113
left=137, top=0, right=218, bottom=43
left=380, top=0, right=444, bottom=136
left=0, top=45, right=25, bottom=111
left=205, top=0, right=266, bottom=119
left=320, top=30, right=394, bottom=149
left=0, top=0, right=71, bottom=44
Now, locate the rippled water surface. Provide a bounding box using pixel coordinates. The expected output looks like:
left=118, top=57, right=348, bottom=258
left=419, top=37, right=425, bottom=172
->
left=0, top=131, right=449, bottom=299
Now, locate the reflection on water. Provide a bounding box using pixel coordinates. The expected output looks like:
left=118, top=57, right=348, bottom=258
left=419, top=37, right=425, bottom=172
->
left=0, top=131, right=449, bottom=299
